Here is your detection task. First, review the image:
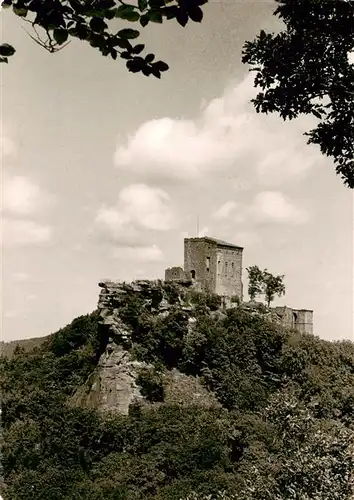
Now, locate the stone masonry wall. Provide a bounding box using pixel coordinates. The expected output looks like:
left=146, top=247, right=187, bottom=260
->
left=184, top=238, right=217, bottom=293
left=215, top=246, right=243, bottom=299
left=165, top=266, right=186, bottom=281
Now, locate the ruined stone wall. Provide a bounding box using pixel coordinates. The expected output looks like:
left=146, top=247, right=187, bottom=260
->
left=272, top=306, right=313, bottom=335
left=215, top=246, right=243, bottom=299
left=184, top=238, right=218, bottom=293
left=293, top=309, right=313, bottom=335
left=165, top=266, right=186, bottom=281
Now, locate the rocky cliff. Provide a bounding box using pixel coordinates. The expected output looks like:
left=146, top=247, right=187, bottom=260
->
left=71, top=280, right=220, bottom=415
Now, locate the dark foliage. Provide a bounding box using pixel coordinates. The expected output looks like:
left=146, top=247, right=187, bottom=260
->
left=1, top=297, right=353, bottom=499
left=242, top=0, right=354, bottom=187
left=1, top=0, right=208, bottom=77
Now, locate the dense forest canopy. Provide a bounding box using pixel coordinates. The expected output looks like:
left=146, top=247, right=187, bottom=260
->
left=1, top=287, right=353, bottom=499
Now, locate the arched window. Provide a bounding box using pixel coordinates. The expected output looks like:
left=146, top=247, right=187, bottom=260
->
left=218, top=261, right=221, bottom=274
left=191, top=270, right=196, bottom=279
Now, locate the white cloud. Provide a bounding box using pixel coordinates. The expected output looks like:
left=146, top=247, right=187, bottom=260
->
left=246, top=191, right=308, bottom=225
left=112, top=244, right=163, bottom=262
left=212, top=201, right=238, bottom=220
left=95, top=184, right=176, bottom=244
left=2, top=175, right=50, bottom=215
left=2, top=218, right=52, bottom=247
left=114, top=73, right=321, bottom=186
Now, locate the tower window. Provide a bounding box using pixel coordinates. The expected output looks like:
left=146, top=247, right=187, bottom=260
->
left=206, top=257, right=210, bottom=271
left=191, top=270, right=196, bottom=279
left=225, top=262, right=228, bottom=274
left=231, top=262, right=234, bottom=275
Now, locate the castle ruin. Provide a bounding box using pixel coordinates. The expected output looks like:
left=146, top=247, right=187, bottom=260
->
left=165, top=236, right=313, bottom=335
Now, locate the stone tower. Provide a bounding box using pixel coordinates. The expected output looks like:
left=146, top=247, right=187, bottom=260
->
left=183, top=237, right=243, bottom=300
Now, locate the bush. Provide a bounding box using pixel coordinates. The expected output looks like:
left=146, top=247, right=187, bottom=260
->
left=136, top=367, right=165, bottom=402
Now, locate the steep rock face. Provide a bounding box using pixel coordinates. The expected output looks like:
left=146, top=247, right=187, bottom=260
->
left=72, top=280, right=220, bottom=415
left=71, top=340, right=150, bottom=415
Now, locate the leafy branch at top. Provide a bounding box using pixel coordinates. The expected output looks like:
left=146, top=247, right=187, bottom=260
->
left=242, top=0, right=354, bottom=188
left=0, top=0, right=209, bottom=77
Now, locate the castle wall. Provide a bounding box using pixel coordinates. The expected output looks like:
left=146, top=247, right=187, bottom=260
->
left=215, top=246, right=243, bottom=299
left=165, top=267, right=186, bottom=281
left=184, top=238, right=217, bottom=293
left=293, top=309, right=313, bottom=335
left=272, top=306, right=313, bottom=335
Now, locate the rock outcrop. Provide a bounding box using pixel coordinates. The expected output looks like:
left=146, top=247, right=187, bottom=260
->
left=72, top=279, right=219, bottom=415
left=71, top=340, right=150, bottom=415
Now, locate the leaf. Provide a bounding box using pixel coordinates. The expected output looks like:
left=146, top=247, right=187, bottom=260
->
left=151, top=67, right=161, bottom=79
left=13, top=6, right=27, bottom=16
left=126, top=60, right=141, bottom=73
left=0, top=43, right=16, bottom=57
left=153, top=60, right=169, bottom=72
left=176, top=9, right=188, bottom=27
left=120, top=51, right=131, bottom=59
left=89, top=16, right=108, bottom=32
left=53, top=28, right=69, bottom=45
left=140, top=14, right=149, bottom=27
left=145, top=53, right=155, bottom=63
left=188, top=6, right=203, bottom=23
left=163, top=5, right=179, bottom=20
left=148, top=11, right=163, bottom=23
left=113, top=38, right=132, bottom=50
left=138, top=0, right=148, bottom=12
left=0, top=56, right=8, bottom=63
left=142, top=66, right=151, bottom=77
left=132, top=44, right=145, bottom=54
left=110, top=48, right=118, bottom=60
left=117, top=28, right=140, bottom=40
left=115, top=5, right=140, bottom=22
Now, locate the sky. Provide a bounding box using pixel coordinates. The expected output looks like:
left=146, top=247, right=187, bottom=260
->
left=1, top=0, right=353, bottom=342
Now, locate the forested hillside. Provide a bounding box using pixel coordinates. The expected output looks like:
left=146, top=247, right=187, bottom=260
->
left=1, top=287, right=353, bottom=500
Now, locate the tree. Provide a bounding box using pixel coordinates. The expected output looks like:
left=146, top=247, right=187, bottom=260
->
left=262, top=271, right=285, bottom=308
left=0, top=0, right=208, bottom=78
left=247, top=266, right=286, bottom=307
left=242, top=0, right=354, bottom=188
left=246, top=265, right=264, bottom=301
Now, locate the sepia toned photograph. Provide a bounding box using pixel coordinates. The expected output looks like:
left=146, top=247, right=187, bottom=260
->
left=1, top=1, right=353, bottom=499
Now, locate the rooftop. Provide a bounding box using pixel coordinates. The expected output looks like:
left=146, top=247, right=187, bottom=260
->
left=185, top=236, right=243, bottom=250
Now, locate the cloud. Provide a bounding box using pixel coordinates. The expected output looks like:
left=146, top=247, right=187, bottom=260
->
left=240, top=191, right=308, bottom=225
left=95, top=184, right=176, bottom=245
left=212, top=201, right=238, bottom=220
left=112, top=244, right=163, bottom=262
left=114, top=73, right=321, bottom=186
left=211, top=191, right=307, bottom=230
left=2, top=218, right=52, bottom=247
left=2, top=175, right=51, bottom=215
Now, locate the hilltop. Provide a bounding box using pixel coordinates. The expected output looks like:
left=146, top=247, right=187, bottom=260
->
left=1, top=281, right=353, bottom=499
